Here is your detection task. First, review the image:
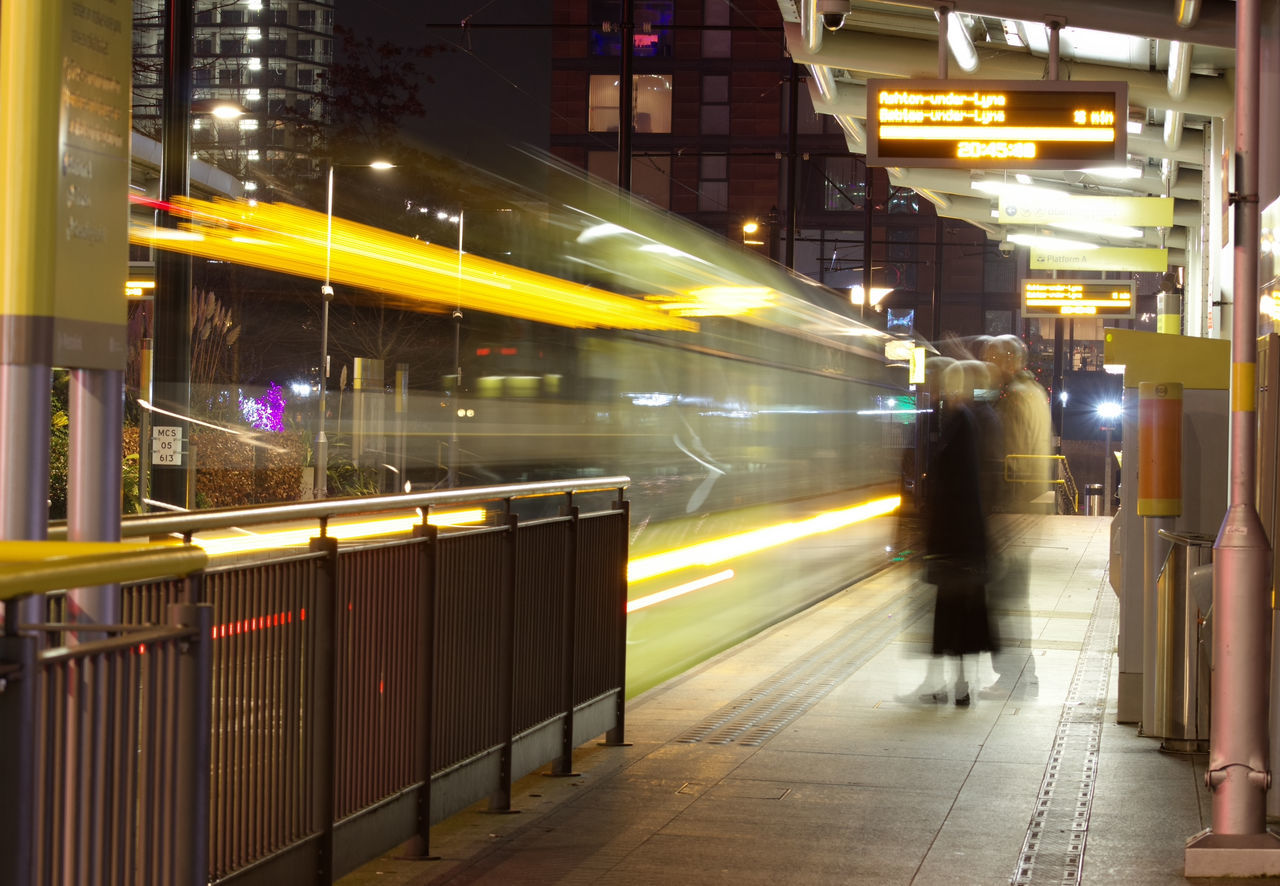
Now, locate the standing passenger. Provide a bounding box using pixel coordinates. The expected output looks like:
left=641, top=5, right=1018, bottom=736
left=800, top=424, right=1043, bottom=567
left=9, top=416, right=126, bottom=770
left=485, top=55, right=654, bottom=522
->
left=980, top=334, right=1051, bottom=696
left=915, top=359, right=998, bottom=706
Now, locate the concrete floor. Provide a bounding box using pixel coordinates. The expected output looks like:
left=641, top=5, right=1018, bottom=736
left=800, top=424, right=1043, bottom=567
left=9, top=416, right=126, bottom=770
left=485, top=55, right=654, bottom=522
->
left=342, top=515, right=1280, bottom=885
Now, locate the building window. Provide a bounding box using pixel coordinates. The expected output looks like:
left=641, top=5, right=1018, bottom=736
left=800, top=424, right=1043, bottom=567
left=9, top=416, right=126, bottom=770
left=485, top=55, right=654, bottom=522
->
left=822, top=157, right=865, bottom=211
left=701, top=74, right=729, bottom=134
left=698, top=154, right=728, bottom=211
left=703, top=0, right=731, bottom=57
left=588, top=0, right=674, bottom=57
left=588, top=74, right=672, bottom=133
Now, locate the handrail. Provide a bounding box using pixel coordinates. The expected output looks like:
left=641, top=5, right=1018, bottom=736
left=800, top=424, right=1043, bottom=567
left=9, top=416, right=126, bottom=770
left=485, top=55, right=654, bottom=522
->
left=0, top=541, right=208, bottom=602
left=47, top=476, right=632, bottom=540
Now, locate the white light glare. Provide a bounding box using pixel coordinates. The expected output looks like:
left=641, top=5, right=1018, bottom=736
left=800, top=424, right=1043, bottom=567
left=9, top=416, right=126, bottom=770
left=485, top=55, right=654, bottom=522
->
left=1047, top=220, right=1142, bottom=240
left=1096, top=402, right=1122, bottom=420
left=1059, top=391, right=1070, bottom=406
left=1007, top=233, right=1099, bottom=251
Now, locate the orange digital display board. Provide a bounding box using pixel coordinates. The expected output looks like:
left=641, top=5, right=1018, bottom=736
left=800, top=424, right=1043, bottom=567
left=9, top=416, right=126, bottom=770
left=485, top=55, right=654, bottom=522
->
left=1022, top=279, right=1135, bottom=318
left=866, top=79, right=1128, bottom=170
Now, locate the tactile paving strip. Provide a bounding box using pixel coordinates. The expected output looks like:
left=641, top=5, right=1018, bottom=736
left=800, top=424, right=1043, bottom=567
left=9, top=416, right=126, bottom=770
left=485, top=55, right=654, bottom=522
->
left=675, top=581, right=933, bottom=746
left=1011, top=573, right=1116, bottom=885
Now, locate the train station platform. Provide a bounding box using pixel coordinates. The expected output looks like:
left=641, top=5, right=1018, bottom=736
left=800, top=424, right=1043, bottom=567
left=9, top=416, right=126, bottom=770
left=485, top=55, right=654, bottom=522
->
left=339, top=515, right=1256, bottom=886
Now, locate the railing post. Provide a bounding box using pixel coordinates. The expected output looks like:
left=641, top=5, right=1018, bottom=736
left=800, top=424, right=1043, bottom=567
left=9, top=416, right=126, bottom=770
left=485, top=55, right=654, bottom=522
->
left=0, top=612, right=37, bottom=886
left=488, top=514, right=519, bottom=813
left=402, top=522, right=438, bottom=859
left=172, top=601, right=212, bottom=886
left=309, top=536, right=339, bottom=884
left=550, top=504, right=580, bottom=776
left=605, top=495, right=630, bottom=746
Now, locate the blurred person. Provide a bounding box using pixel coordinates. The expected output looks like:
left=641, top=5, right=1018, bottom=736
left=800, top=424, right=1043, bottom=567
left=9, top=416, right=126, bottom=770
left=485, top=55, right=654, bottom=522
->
left=913, top=359, right=998, bottom=706
left=983, top=334, right=1052, bottom=511
left=979, top=334, right=1050, bottom=697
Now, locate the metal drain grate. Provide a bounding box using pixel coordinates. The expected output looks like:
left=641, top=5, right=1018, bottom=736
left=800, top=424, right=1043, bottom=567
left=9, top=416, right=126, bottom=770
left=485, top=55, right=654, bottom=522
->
left=1011, top=573, right=1117, bottom=885
left=676, top=582, right=933, bottom=747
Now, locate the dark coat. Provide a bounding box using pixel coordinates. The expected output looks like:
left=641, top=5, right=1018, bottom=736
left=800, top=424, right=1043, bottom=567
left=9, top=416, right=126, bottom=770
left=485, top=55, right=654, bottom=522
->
left=924, top=403, right=998, bottom=656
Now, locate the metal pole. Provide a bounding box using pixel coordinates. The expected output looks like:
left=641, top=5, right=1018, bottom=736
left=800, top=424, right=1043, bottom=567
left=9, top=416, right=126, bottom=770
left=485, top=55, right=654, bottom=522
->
left=1104, top=425, right=1114, bottom=517
left=0, top=364, right=51, bottom=628
left=67, top=369, right=123, bottom=642
left=151, top=0, right=194, bottom=510
left=317, top=164, right=334, bottom=498
left=447, top=213, right=463, bottom=489
left=1048, top=19, right=1061, bottom=80
left=785, top=64, right=799, bottom=270
left=937, top=6, right=949, bottom=78
left=1186, top=0, right=1280, bottom=871
left=618, top=0, right=634, bottom=193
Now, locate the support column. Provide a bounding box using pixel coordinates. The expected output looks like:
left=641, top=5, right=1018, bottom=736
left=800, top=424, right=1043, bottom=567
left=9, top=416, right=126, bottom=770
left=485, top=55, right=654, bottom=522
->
left=1186, top=0, right=1280, bottom=871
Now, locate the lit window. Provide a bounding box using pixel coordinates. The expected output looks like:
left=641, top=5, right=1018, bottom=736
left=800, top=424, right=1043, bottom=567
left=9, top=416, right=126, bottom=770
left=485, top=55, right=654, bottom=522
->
left=239, top=118, right=259, bottom=130
left=248, top=58, right=262, bottom=70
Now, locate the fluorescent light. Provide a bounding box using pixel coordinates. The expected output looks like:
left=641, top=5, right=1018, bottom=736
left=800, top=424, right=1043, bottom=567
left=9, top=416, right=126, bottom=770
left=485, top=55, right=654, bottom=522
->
left=1007, top=232, right=1099, bottom=250
left=1047, top=220, right=1143, bottom=240
left=970, top=180, right=1066, bottom=198
left=1080, top=165, right=1143, bottom=180
left=1127, top=120, right=1144, bottom=135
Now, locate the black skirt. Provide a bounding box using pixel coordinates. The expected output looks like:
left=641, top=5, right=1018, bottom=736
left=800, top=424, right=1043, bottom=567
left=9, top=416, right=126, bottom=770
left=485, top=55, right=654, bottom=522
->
left=930, top=582, right=999, bottom=656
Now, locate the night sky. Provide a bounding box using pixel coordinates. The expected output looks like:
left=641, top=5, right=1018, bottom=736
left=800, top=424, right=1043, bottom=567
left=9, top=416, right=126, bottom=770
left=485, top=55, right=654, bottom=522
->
left=341, top=0, right=553, bottom=171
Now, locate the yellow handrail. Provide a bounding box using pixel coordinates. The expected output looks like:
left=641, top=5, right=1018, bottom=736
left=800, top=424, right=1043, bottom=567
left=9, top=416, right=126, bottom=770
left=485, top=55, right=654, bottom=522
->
left=0, top=541, right=207, bottom=603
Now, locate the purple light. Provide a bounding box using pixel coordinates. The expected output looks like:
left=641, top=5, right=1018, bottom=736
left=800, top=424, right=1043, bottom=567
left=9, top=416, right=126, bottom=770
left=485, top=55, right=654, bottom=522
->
left=240, top=382, right=286, bottom=432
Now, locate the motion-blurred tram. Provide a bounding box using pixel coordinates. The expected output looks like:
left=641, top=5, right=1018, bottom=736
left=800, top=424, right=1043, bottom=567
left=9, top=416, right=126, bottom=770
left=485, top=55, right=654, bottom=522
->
left=132, top=151, right=926, bottom=693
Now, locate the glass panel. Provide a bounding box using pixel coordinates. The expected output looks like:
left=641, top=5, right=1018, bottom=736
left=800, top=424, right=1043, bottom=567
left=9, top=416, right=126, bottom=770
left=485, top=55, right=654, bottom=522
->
left=698, top=180, right=729, bottom=211
left=588, top=74, right=620, bottom=132
left=635, top=75, right=672, bottom=133
left=700, top=105, right=729, bottom=134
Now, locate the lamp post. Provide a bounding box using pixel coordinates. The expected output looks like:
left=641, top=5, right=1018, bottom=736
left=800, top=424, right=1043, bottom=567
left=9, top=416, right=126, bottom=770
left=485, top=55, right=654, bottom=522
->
left=316, top=160, right=394, bottom=498
left=1097, top=401, right=1122, bottom=516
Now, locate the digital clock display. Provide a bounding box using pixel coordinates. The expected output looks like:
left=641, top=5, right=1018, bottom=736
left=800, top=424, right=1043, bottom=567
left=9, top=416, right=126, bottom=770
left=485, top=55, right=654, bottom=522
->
left=866, top=79, right=1128, bottom=170
left=1021, top=279, right=1135, bottom=318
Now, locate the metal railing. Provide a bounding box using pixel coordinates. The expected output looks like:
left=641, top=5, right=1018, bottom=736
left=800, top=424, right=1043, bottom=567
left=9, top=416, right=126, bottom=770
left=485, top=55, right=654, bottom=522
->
left=7, top=478, right=630, bottom=885
left=1004, top=454, right=1077, bottom=514
left=0, top=541, right=211, bottom=886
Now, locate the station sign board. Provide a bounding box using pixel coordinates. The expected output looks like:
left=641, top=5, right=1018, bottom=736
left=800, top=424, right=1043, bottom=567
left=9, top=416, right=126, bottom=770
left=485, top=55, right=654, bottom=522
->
left=1022, top=279, right=1135, bottom=318
left=865, top=79, right=1128, bottom=170
left=998, top=195, right=1173, bottom=227
left=1030, top=247, right=1168, bottom=272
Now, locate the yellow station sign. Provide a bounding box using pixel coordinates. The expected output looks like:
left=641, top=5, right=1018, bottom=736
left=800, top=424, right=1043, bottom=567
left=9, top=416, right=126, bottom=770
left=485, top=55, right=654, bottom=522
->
left=999, top=194, right=1173, bottom=227
left=1030, top=247, right=1168, bottom=272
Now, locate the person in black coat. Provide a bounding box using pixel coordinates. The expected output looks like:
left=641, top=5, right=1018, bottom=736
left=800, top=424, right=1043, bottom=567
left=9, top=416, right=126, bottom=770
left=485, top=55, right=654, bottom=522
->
left=916, top=359, right=999, bottom=706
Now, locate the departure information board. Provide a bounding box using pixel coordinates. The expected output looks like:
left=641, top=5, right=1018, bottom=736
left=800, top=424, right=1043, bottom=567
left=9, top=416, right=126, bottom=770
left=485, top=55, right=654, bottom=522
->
left=1022, top=279, right=1135, bottom=318
left=865, top=79, right=1128, bottom=169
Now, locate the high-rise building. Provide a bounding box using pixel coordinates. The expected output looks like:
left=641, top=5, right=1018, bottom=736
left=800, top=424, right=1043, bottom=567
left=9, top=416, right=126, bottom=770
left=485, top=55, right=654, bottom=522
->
left=132, top=0, right=335, bottom=194
left=548, top=0, right=1018, bottom=338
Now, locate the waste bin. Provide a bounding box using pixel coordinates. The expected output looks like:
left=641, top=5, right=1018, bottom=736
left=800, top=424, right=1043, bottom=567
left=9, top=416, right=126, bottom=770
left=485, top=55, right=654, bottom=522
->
left=1084, top=483, right=1103, bottom=515
left=1153, top=529, right=1214, bottom=752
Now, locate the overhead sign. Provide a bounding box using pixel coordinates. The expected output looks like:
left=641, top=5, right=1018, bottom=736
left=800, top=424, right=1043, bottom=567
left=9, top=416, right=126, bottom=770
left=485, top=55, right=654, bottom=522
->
left=999, top=195, right=1173, bottom=227
left=1023, top=279, right=1135, bottom=318
left=1031, top=246, right=1168, bottom=272
left=865, top=78, right=1128, bottom=170
left=0, top=0, right=131, bottom=369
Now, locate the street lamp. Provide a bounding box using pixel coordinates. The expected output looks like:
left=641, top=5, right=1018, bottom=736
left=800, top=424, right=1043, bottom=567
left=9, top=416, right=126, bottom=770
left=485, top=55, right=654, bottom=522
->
left=1097, top=400, right=1122, bottom=516
left=316, top=159, right=395, bottom=497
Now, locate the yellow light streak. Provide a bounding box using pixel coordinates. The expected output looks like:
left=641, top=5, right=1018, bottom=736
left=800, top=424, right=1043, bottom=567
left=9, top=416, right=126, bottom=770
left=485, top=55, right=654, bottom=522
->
left=192, top=509, right=486, bottom=557
left=627, top=569, right=735, bottom=613
left=645, top=285, right=774, bottom=318
left=627, top=495, right=900, bottom=583
left=130, top=197, right=698, bottom=333
left=879, top=126, right=1115, bottom=142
